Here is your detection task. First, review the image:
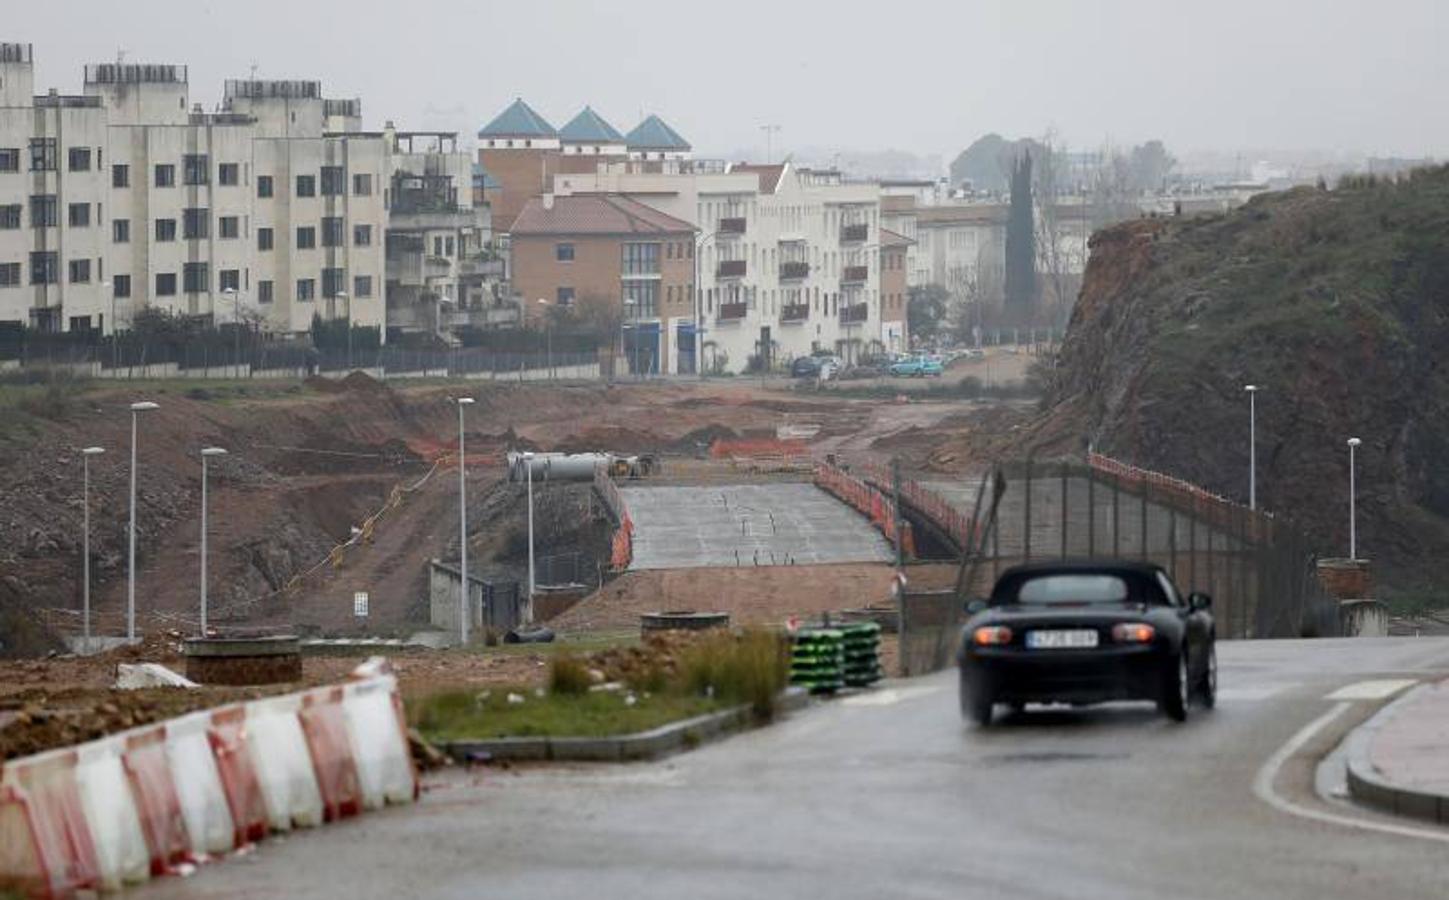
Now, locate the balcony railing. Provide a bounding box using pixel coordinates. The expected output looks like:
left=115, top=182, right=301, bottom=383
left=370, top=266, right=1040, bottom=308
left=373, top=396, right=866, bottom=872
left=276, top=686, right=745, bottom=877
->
left=840, top=223, right=868, bottom=243
left=718, top=217, right=746, bottom=236
left=718, top=301, right=748, bottom=321
left=717, top=259, right=747, bottom=279
left=840, top=303, right=869, bottom=324
left=779, top=261, right=810, bottom=281
left=842, top=265, right=869, bottom=283
left=780, top=304, right=810, bottom=323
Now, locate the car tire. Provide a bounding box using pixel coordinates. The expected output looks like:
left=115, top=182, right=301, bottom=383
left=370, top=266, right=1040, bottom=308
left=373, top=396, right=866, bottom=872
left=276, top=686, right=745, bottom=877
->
left=1198, top=642, right=1217, bottom=709
left=960, top=670, right=994, bottom=727
left=1159, top=651, right=1189, bottom=723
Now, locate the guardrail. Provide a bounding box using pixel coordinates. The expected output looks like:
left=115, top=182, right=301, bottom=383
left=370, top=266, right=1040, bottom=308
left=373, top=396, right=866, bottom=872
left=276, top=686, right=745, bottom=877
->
left=814, top=461, right=915, bottom=557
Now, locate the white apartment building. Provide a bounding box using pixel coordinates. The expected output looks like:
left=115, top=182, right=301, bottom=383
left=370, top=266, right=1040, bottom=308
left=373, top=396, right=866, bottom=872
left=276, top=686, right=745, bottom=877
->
left=1, top=44, right=486, bottom=346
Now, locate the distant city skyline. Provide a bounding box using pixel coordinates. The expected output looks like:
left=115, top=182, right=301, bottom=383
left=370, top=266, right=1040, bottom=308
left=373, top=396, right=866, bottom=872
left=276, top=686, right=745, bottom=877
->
left=7, top=0, right=1446, bottom=166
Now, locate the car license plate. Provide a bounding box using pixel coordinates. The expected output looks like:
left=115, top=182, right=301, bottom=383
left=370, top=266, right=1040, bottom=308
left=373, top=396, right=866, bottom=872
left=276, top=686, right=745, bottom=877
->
left=1026, top=629, right=1099, bottom=649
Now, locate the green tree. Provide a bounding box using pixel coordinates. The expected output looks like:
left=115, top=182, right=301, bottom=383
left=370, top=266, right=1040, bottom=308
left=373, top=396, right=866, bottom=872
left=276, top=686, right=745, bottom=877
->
left=907, top=284, right=950, bottom=344
left=1005, top=151, right=1037, bottom=310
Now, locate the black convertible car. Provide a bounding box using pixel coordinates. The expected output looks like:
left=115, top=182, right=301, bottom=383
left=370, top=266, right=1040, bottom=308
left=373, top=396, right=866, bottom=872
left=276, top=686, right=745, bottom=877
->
left=957, top=560, right=1216, bottom=725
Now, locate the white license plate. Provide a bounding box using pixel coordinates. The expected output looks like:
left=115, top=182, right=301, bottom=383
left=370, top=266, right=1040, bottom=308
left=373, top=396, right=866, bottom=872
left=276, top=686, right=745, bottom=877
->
left=1026, top=629, right=1099, bottom=649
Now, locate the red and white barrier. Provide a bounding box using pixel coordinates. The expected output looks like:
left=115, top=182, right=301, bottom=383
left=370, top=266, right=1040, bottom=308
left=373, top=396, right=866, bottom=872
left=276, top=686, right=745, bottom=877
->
left=0, top=662, right=416, bottom=897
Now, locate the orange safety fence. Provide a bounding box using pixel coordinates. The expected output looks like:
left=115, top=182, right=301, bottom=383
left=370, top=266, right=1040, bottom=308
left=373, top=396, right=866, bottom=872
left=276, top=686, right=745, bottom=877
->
left=859, top=462, right=987, bottom=553
left=596, top=465, right=633, bottom=570
left=1088, top=452, right=1270, bottom=545
left=814, top=462, right=916, bottom=558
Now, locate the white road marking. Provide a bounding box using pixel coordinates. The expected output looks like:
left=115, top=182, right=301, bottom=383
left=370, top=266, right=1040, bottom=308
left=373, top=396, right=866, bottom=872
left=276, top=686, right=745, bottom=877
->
left=1216, top=684, right=1299, bottom=703
left=1252, top=701, right=1449, bottom=844
left=841, top=685, right=943, bottom=707
left=1324, top=679, right=1418, bottom=701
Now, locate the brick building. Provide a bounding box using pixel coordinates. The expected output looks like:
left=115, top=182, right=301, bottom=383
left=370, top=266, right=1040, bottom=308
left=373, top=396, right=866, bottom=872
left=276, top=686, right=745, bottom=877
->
left=879, top=228, right=912, bottom=352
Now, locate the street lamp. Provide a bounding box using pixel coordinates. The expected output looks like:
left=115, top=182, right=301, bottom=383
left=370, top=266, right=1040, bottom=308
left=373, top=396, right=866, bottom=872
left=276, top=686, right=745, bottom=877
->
left=456, top=398, right=475, bottom=644
left=199, top=447, right=228, bottom=636
left=522, top=450, right=536, bottom=611
left=622, top=297, right=638, bottom=379
left=127, top=401, right=159, bottom=641
left=222, top=287, right=242, bottom=377
left=335, top=290, right=352, bottom=371
left=81, top=447, right=105, bottom=645
left=693, top=231, right=719, bottom=380
left=1347, top=437, right=1362, bottom=560
left=1244, top=385, right=1259, bottom=511
left=536, top=298, right=552, bottom=379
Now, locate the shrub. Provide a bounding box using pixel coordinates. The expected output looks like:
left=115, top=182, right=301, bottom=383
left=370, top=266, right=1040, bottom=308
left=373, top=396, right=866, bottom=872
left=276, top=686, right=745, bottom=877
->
left=679, top=629, right=788, bottom=720
left=548, top=653, right=593, bottom=696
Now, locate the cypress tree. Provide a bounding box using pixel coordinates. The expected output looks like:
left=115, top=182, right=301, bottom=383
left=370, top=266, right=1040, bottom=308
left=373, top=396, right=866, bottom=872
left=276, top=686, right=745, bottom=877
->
left=1005, top=151, right=1036, bottom=310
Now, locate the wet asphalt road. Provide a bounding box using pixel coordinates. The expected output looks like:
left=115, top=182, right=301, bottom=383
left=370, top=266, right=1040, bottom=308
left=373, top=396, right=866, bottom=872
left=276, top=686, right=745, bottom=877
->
left=147, top=638, right=1449, bottom=900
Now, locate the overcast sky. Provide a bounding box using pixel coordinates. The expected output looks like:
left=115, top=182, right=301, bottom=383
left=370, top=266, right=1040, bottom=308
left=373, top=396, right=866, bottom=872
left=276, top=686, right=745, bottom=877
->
left=8, top=0, right=1446, bottom=163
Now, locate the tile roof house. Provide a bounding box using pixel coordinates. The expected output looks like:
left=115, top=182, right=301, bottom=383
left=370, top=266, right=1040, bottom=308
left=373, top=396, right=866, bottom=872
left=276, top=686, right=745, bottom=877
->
left=511, top=194, right=697, bottom=236
left=730, top=163, right=787, bottom=194
left=477, top=98, right=557, bottom=139
left=559, top=106, right=625, bottom=144
left=625, top=115, right=691, bottom=152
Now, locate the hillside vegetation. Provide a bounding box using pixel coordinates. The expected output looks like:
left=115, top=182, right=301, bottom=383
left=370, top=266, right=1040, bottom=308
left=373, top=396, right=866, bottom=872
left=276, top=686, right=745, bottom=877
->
left=1031, top=167, right=1449, bottom=593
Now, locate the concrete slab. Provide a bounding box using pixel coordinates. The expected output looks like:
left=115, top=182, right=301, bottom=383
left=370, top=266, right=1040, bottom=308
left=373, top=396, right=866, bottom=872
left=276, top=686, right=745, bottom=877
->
left=621, top=483, right=893, bottom=571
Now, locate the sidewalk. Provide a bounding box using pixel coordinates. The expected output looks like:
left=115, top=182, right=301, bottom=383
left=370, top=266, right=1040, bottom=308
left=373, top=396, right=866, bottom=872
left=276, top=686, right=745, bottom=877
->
left=1346, top=678, right=1449, bottom=823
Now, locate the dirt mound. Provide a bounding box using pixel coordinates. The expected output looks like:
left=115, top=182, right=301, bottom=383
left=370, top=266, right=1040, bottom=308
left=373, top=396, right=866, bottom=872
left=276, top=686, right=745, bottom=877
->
left=551, top=425, right=664, bottom=454
left=668, top=424, right=739, bottom=454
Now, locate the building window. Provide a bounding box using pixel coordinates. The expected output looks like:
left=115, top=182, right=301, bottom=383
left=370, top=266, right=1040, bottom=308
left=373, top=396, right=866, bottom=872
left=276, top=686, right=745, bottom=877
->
left=0, top=148, right=18, bottom=172
left=68, top=203, right=90, bottom=228
left=68, top=147, right=91, bottom=172
left=218, top=163, right=239, bottom=186
left=29, top=195, right=57, bottom=228
left=220, top=269, right=240, bottom=292
left=622, top=242, right=661, bottom=276
left=352, top=173, right=372, bottom=196
left=321, top=216, right=344, bottom=247
left=0, top=205, right=19, bottom=229
left=296, top=226, right=316, bottom=249
left=353, top=224, right=372, bottom=246
left=0, top=263, right=20, bottom=287
left=182, top=208, right=209, bottom=240
left=183, top=154, right=209, bottom=185
left=296, top=174, right=316, bottom=197
left=322, top=267, right=345, bottom=298
left=257, top=175, right=273, bottom=198
left=29, top=139, right=57, bottom=171
left=258, top=280, right=274, bottom=304
left=156, top=272, right=177, bottom=296
left=112, top=219, right=130, bottom=243
left=622, top=280, right=658, bottom=318
left=112, top=164, right=129, bottom=188
left=154, top=164, right=175, bottom=187
left=296, top=278, right=316, bottom=301
left=557, top=287, right=575, bottom=306
left=183, top=262, right=209, bottom=294
left=353, top=275, right=373, bottom=298
left=258, top=227, right=274, bottom=251
left=219, top=216, right=240, bottom=239
left=29, top=252, right=57, bottom=285
left=432, top=236, right=443, bottom=256
left=320, top=166, right=345, bottom=196
left=155, top=218, right=177, bottom=241
left=556, top=242, right=574, bottom=262
left=445, top=236, right=455, bottom=256
left=68, top=259, right=91, bottom=284
left=113, top=274, right=131, bottom=298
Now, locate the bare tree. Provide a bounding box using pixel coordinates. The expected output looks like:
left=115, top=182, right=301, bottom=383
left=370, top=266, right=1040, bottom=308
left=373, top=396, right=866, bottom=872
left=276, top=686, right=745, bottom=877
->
left=1032, top=130, right=1078, bottom=327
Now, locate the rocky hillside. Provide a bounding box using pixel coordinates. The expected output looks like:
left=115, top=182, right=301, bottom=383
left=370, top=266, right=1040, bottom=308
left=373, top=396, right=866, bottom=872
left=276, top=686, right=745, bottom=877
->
left=1029, top=168, right=1449, bottom=591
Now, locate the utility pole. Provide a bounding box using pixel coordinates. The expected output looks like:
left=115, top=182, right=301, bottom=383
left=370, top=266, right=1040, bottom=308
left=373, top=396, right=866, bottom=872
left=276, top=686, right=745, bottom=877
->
left=456, top=398, right=475, bottom=644
left=760, top=124, right=781, bottom=164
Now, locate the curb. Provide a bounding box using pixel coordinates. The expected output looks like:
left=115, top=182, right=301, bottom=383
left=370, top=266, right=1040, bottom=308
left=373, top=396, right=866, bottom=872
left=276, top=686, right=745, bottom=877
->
left=1344, top=683, right=1449, bottom=824
left=444, top=686, right=810, bottom=763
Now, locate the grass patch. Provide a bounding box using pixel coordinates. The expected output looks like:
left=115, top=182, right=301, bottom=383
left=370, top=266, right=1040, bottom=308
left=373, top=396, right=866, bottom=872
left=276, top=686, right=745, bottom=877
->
left=548, top=653, right=593, bottom=695
left=679, top=629, right=789, bottom=719
left=411, top=688, right=722, bottom=740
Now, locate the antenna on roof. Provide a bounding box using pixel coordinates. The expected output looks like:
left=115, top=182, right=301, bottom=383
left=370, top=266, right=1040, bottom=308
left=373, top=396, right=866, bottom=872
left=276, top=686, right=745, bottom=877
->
left=116, top=48, right=127, bottom=65
left=760, top=124, right=781, bottom=164
left=249, top=61, right=259, bottom=80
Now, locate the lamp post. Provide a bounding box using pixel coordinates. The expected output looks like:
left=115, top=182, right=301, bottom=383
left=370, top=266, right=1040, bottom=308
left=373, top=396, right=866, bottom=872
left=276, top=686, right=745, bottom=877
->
left=1245, top=384, right=1258, bottom=510
left=536, top=298, right=552, bottom=379
left=693, top=231, right=719, bottom=380
left=622, top=297, right=637, bottom=380
left=335, top=290, right=352, bottom=371
left=199, top=447, right=227, bottom=636
left=127, top=401, right=159, bottom=641
left=81, top=447, right=105, bottom=645
left=522, top=450, right=536, bottom=610
left=1347, top=437, right=1362, bottom=560
left=456, top=397, right=475, bottom=644
left=222, top=287, right=241, bottom=377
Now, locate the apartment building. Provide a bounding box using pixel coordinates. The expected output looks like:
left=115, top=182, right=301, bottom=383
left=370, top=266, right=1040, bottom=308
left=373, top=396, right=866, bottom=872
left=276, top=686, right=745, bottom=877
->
left=879, top=228, right=911, bottom=352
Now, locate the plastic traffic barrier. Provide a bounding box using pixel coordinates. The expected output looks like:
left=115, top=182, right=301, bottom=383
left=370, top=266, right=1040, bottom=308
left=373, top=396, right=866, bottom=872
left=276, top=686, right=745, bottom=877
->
left=207, top=707, right=268, bottom=846
left=74, top=736, right=150, bottom=890
left=342, top=676, right=418, bottom=810
left=245, top=694, right=324, bottom=831
left=164, top=711, right=235, bottom=857
left=297, top=688, right=362, bottom=822
left=122, top=728, right=190, bottom=873
left=0, top=750, right=100, bottom=898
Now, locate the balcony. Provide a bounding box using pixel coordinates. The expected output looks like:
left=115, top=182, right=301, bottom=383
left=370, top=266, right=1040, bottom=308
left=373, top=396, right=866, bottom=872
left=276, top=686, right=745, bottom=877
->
left=840, top=223, right=868, bottom=243
left=718, top=217, right=746, bottom=236
left=717, top=259, right=747, bottom=279
left=842, top=265, right=869, bottom=283
left=718, top=301, right=748, bottom=321
left=779, top=261, right=810, bottom=281
left=840, top=303, right=869, bottom=324
left=780, top=304, right=810, bottom=323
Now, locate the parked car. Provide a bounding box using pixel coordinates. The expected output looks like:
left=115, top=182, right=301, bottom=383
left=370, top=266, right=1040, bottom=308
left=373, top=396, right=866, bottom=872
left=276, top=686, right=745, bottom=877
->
left=957, top=560, right=1216, bottom=726
left=791, top=356, right=821, bottom=378
left=888, top=356, right=945, bottom=378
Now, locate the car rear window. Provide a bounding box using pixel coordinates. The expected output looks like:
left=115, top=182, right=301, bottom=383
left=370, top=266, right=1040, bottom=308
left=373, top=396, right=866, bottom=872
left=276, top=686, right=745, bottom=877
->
left=1010, top=574, right=1131, bottom=605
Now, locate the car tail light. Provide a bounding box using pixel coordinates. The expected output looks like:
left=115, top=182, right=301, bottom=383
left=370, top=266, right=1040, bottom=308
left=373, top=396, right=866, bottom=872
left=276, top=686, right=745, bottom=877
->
left=972, top=626, right=1013, bottom=646
left=1112, top=623, right=1156, bottom=643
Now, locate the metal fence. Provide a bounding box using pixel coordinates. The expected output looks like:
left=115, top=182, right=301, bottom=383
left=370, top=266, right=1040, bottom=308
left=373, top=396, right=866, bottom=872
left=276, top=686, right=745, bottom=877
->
left=894, top=454, right=1340, bottom=676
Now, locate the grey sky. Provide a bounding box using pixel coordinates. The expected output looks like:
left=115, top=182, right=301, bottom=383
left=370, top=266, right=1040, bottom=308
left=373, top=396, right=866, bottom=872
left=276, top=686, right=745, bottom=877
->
left=8, top=0, right=1447, bottom=162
